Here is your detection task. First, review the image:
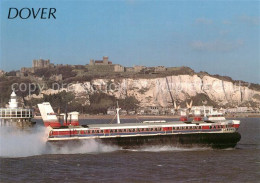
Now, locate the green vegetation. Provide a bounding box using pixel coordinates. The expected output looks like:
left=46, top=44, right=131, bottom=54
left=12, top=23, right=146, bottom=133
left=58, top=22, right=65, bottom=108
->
left=27, top=91, right=139, bottom=115
left=118, top=96, right=139, bottom=111
left=0, top=76, right=40, bottom=107
left=33, top=66, right=77, bottom=80
left=85, top=93, right=139, bottom=114
left=179, top=93, right=218, bottom=108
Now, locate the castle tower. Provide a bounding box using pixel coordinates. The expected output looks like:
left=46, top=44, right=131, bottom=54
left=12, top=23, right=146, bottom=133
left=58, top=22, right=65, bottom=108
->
left=103, top=56, right=109, bottom=65
left=89, top=59, right=94, bottom=65
left=39, top=59, right=44, bottom=67
left=33, top=60, right=37, bottom=68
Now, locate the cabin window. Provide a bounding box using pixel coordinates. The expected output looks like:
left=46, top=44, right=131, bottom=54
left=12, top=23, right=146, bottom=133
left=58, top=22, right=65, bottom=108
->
left=124, top=129, right=127, bottom=132
left=199, top=126, right=202, bottom=129
left=177, top=127, right=179, bottom=130
left=110, top=130, right=113, bottom=133
left=115, top=129, right=117, bottom=133
left=173, top=127, right=175, bottom=130
left=133, top=129, right=135, bottom=132
left=189, top=126, right=192, bottom=129
left=210, top=126, right=212, bottom=129
left=155, top=128, right=157, bottom=131
left=146, top=128, right=149, bottom=131
left=101, top=130, right=103, bottom=133
left=186, top=127, right=188, bottom=129
left=141, top=128, right=144, bottom=131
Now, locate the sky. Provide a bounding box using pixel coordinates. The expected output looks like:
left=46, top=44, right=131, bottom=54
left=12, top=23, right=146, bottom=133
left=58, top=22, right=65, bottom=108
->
left=1, top=0, right=259, bottom=83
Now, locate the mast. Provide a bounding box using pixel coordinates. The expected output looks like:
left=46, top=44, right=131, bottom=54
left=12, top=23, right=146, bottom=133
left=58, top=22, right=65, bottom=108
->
left=116, top=101, right=121, bottom=124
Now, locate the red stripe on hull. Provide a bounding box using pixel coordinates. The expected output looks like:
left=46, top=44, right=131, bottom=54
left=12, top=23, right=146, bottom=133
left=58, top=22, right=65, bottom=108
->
left=193, top=117, right=202, bottom=121
left=202, top=126, right=210, bottom=129
left=233, top=124, right=240, bottom=129
left=180, top=116, right=188, bottom=121
left=44, top=122, right=61, bottom=127
left=63, top=121, right=79, bottom=126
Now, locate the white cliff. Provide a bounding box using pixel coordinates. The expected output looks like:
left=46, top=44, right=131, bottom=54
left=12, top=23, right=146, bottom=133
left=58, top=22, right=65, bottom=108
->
left=36, top=75, right=260, bottom=107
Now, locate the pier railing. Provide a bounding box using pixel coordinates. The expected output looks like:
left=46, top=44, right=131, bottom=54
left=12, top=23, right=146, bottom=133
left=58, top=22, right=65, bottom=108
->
left=0, top=108, right=34, bottom=119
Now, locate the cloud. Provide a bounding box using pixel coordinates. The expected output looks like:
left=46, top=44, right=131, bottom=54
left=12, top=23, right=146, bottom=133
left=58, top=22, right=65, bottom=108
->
left=222, top=20, right=232, bottom=25
left=195, top=17, right=213, bottom=25
left=239, top=15, right=260, bottom=26
left=219, top=30, right=230, bottom=36
left=190, top=39, right=244, bottom=52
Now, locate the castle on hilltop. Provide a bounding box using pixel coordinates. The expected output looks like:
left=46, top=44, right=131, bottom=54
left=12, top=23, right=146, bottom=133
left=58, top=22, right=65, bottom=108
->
left=14, top=56, right=183, bottom=78
left=32, top=59, right=54, bottom=68
left=89, top=56, right=112, bottom=65
left=20, top=59, right=55, bottom=74
left=87, top=56, right=124, bottom=73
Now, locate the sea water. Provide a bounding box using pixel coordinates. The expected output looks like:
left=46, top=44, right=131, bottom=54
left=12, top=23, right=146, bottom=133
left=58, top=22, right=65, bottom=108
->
left=0, top=118, right=259, bottom=182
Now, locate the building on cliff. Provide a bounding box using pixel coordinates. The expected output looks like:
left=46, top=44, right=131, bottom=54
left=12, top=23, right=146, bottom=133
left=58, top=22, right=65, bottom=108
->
left=0, top=70, right=5, bottom=77
left=87, top=56, right=124, bottom=73
left=20, top=59, right=55, bottom=75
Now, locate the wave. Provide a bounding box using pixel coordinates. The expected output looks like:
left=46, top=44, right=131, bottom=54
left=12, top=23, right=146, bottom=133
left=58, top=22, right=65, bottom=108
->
left=125, top=145, right=212, bottom=152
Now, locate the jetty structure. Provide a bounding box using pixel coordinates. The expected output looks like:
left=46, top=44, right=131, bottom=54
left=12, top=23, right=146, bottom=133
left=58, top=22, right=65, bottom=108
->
left=0, top=91, right=35, bottom=127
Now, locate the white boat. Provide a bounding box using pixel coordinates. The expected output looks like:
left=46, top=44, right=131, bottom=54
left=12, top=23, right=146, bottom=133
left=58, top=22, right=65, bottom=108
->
left=38, top=102, right=241, bottom=149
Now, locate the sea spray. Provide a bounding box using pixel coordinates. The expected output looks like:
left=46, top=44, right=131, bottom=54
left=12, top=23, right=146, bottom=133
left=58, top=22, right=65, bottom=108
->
left=0, top=126, right=119, bottom=158
left=128, top=145, right=212, bottom=152
left=0, top=126, right=47, bottom=157
left=48, top=140, right=119, bottom=155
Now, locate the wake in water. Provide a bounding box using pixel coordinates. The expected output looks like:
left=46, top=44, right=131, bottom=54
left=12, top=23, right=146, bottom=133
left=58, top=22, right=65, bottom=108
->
left=125, top=145, right=212, bottom=152
left=0, top=126, right=119, bottom=158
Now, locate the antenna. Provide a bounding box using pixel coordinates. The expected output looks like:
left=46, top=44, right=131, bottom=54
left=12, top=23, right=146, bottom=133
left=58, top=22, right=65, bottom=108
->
left=203, top=105, right=207, bottom=119
left=116, top=101, right=121, bottom=124
left=65, top=103, right=68, bottom=125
